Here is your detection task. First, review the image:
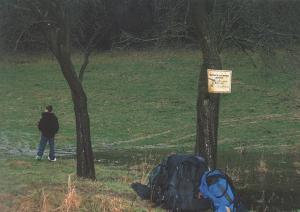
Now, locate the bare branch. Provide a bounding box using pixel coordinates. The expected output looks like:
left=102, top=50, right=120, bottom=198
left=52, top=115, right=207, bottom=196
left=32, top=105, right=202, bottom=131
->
left=14, top=20, right=56, bottom=51
left=14, top=30, right=27, bottom=51
left=78, top=51, right=91, bottom=82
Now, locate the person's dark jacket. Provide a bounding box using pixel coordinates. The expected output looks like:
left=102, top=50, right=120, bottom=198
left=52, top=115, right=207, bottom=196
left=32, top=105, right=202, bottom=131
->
left=38, top=112, right=59, bottom=138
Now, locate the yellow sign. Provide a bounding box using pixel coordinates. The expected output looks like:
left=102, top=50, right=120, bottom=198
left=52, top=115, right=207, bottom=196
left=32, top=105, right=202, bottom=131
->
left=207, top=69, right=232, bottom=93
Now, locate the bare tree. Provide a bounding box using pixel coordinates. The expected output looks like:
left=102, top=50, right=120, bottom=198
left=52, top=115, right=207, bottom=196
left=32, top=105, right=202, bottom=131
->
left=16, top=0, right=110, bottom=179
left=190, top=0, right=300, bottom=168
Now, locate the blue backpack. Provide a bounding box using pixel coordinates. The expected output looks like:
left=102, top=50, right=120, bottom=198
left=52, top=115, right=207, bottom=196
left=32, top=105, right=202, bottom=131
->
left=199, top=169, right=245, bottom=212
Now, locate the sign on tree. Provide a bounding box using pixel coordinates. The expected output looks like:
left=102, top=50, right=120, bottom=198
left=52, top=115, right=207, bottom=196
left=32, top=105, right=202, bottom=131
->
left=207, top=69, right=232, bottom=93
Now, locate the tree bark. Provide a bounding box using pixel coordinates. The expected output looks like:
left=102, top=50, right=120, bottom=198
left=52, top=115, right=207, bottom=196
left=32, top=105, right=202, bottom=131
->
left=191, top=0, right=222, bottom=169
left=57, top=55, right=96, bottom=180
left=73, top=92, right=95, bottom=179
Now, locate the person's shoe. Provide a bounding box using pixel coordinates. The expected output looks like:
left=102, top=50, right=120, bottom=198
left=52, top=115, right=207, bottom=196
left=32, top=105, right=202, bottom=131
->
left=48, top=156, right=56, bottom=162
left=36, top=155, right=42, bottom=160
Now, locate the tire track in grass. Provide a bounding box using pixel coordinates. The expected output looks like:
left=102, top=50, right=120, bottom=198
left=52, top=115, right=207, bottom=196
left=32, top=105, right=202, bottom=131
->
left=1, top=112, right=299, bottom=154
left=221, top=112, right=300, bottom=126
left=110, top=130, right=172, bottom=145
left=101, top=112, right=299, bottom=147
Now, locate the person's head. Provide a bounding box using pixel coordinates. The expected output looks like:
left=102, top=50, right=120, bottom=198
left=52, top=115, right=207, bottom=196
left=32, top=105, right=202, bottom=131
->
left=46, top=105, right=53, bottom=113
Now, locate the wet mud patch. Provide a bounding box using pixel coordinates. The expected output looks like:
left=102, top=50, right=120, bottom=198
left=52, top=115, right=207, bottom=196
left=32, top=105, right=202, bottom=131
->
left=8, top=160, right=32, bottom=169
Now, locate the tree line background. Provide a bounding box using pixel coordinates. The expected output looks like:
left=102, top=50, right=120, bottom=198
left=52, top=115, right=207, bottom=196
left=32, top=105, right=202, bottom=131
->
left=1, top=0, right=299, bottom=53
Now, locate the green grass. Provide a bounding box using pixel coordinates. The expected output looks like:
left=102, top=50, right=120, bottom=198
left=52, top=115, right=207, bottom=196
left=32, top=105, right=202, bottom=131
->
left=0, top=49, right=299, bottom=153
left=0, top=49, right=300, bottom=211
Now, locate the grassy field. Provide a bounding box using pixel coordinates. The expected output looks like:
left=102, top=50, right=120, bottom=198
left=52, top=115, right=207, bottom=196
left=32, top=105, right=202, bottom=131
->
left=0, top=49, right=300, bottom=211
left=1, top=49, right=300, bottom=153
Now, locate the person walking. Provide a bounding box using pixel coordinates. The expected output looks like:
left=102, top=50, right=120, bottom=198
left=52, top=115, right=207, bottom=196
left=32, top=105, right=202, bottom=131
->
left=36, top=105, right=59, bottom=161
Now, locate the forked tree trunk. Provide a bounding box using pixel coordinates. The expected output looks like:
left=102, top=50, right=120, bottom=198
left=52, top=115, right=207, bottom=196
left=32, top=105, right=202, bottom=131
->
left=191, top=0, right=222, bottom=169
left=25, top=0, right=96, bottom=180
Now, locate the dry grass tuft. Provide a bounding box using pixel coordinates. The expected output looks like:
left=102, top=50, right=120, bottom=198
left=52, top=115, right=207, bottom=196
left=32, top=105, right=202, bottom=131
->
left=58, top=175, right=81, bottom=212
left=15, top=195, right=37, bottom=212
left=225, top=165, right=242, bottom=183
left=119, top=175, right=133, bottom=184
left=12, top=188, right=55, bottom=212
left=140, top=165, right=152, bottom=185
left=91, top=193, right=130, bottom=212
left=257, top=160, right=268, bottom=174
left=40, top=189, right=49, bottom=212
left=129, top=161, right=154, bottom=185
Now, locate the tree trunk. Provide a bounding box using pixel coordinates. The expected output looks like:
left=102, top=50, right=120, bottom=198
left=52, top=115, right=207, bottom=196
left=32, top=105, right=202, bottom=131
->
left=57, top=55, right=96, bottom=180
left=191, top=0, right=222, bottom=169
left=195, top=61, right=221, bottom=169
left=72, top=91, right=95, bottom=179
